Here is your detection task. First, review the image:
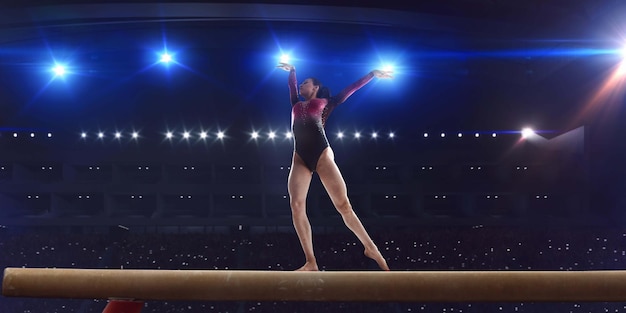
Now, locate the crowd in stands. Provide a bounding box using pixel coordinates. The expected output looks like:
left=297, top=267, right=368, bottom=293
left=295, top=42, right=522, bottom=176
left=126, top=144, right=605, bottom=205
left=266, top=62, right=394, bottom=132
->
left=2, top=225, right=626, bottom=312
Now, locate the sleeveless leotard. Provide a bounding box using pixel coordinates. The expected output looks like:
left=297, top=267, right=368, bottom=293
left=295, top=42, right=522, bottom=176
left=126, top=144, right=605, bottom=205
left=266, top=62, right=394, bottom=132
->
left=288, top=68, right=374, bottom=172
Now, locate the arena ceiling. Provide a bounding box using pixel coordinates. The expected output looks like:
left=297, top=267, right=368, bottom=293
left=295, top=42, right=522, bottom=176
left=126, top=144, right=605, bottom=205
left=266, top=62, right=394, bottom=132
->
left=0, top=0, right=624, bottom=135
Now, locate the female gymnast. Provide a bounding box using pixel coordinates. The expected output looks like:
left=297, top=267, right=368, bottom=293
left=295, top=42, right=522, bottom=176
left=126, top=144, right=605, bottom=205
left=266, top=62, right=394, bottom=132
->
left=277, top=62, right=392, bottom=271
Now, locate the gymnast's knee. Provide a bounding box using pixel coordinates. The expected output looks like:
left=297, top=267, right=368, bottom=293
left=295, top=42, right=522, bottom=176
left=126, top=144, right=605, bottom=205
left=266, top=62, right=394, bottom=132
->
left=335, top=199, right=353, bottom=215
left=290, top=199, right=307, bottom=215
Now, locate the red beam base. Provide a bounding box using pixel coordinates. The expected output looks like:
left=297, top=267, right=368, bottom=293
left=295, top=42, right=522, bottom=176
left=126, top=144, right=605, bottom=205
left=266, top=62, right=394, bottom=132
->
left=102, top=300, right=143, bottom=313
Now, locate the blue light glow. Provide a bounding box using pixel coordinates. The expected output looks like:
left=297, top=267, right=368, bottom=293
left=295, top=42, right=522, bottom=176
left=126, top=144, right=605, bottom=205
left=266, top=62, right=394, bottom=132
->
left=160, top=52, right=173, bottom=63
left=52, top=64, right=66, bottom=77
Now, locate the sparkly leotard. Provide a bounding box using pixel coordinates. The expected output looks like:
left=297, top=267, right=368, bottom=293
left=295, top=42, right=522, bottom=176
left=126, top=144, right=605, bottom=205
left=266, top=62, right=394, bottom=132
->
left=289, top=68, right=374, bottom=172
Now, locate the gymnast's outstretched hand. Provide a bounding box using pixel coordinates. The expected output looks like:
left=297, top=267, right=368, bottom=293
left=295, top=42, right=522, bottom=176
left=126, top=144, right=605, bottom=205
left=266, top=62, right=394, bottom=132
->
left=277, top=62, right=295, bottom=71
left=372, top=69, right=393, bottom=79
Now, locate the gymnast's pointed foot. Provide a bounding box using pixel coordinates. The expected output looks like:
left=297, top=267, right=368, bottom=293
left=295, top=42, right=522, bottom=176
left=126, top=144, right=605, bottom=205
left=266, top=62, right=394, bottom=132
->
left=365, top=247, right=390, bottom=271
left=296, top=261, right=319, bottom=271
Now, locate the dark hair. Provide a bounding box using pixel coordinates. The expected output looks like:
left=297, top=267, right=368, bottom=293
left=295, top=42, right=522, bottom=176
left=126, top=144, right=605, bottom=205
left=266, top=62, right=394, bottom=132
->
left=309, top=77, right=330, bottom=99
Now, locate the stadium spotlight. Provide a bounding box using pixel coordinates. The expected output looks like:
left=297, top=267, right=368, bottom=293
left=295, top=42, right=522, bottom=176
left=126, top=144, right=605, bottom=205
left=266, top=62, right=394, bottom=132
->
left=52, top=64, right=66, bottom=77
left=160, top=52, right=173, bottom=63
left=522, top=127, right=535, bottom=139
left=382, top=64, right=394, bottom=73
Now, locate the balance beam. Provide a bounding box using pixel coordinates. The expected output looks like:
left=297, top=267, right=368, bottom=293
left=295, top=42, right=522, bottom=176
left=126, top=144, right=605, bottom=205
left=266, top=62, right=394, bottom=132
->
left=4, top=267, right=626, bottom=302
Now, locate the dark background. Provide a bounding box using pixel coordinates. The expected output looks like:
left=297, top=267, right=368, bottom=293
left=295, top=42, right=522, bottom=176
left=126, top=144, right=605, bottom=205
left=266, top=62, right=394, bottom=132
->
left=1, top=1, right=626, bottom=312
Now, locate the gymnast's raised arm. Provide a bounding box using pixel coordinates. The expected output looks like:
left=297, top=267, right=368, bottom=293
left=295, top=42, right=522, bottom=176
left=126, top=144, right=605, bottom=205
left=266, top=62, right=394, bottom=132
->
left=331, top=69, right=393, bottom=106
left=277, top=62, right=299, bottom=106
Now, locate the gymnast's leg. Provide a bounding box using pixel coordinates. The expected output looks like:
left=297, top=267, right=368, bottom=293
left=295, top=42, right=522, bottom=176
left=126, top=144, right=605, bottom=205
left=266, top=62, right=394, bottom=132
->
left=288, top=152, right=318, bottom=271
left=316, top=148, right=389, bottom=270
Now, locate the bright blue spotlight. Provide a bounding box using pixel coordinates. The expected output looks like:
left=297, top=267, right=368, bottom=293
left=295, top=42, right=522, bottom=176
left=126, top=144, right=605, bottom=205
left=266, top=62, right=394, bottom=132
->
left=280, top=54, right=290, bottom=64
left=160, top=53, right=173, bottom=63
left=382, top=64, right=394, bottom=72
left=52, top=64, right=66, bottom=77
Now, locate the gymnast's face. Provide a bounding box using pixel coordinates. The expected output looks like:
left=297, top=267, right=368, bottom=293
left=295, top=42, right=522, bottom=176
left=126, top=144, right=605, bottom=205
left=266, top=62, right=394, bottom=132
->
left=299, top=78, right=319, bottom=100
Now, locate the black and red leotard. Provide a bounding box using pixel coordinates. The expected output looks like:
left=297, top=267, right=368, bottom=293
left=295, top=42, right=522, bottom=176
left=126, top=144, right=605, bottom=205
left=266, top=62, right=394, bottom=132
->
left=288, top=68, right=374, bottom=172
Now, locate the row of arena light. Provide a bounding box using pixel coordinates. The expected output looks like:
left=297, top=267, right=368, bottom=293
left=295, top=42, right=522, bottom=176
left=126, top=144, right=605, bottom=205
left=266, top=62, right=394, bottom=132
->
left=1, top=128, right=538, bottom=140
left=77, top=130, right=398, bottom=140
left=47, top=53, right=394, bottom=79
left=3, top=133, right=54, bottom=138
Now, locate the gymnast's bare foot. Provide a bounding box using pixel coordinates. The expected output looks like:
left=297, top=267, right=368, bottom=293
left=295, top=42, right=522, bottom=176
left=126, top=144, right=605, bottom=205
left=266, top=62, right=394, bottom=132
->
left=365, top=247, right=390, bottom=271
left=296, top=261, right=319, bottom=271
